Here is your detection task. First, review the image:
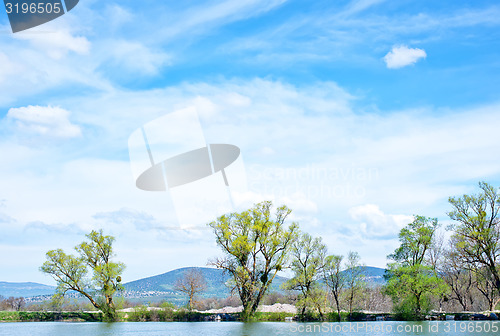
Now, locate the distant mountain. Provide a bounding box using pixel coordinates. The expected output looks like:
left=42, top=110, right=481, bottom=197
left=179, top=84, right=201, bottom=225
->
left=0, top=266, right=386, bottom=302
left=0, top=282, right=55, bottom=298
left=122, top=267, right=289, bottom=304
left=357, top=266, right=387, bottom=286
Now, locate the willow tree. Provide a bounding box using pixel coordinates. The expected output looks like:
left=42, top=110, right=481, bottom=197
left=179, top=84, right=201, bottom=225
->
left=40, top=230, right=125, bottom=321
left=208, top=201, right=299, bottom=320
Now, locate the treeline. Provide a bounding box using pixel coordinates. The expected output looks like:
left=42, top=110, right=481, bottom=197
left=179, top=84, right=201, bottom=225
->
left=206, top=182, right=500, bottom=321
left=0, top=296, right=25, bottom=311
left=382, top=182, right=500, bottom=320
left=33, top=181, right=500, bottom=322
left=205, top=200, right=383, bottom=321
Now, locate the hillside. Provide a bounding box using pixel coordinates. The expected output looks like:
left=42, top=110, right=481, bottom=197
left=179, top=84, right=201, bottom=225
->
left=122, top=267, right=289, bottom=304
left=360, top=266, right=386, bottom=286
left=0, top=282, right=56, bottom=298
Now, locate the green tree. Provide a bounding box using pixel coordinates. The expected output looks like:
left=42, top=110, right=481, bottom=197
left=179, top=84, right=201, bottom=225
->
left=447, top=181, right=500, bottom=294
left=208, top=201, right=299, bottom=320
left=40, top=230, right=125, bottom=321
left=384, top=264, right=448, bottom=319
left=284, top=232, right=327, bottom=319
left=343, top=251, right=365, bottom=319
left=384, top=216, right=448, bottom=319
left=323, top=254, right=344, bottom=321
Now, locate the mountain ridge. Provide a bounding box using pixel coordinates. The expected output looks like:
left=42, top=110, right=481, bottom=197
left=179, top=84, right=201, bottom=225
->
left=1, top=266, right=387, bottom=300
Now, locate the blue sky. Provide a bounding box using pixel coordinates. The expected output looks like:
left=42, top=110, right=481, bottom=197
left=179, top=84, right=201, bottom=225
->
left=1, top=0, right=500, bottom=284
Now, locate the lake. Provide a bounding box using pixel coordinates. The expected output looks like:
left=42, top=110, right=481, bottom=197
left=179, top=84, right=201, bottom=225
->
left=0, top=321, right=498, bottom=335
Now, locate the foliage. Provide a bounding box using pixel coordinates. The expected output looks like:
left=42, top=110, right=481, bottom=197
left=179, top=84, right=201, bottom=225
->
left=251, top=311, right=294, bottom=321
left=447, top=181, right=500, bottom=294
left=0, top=311, right=102, bottom=322
left=284, top=232, right=328, bottom=319
left=384, top=264, right=448, bottom=319
left=40, top=229, right=125, bottom=321
left=384, top=216, right=448, bottom=319
left=389, top=215, right=439, bottom=267
left=208, top=201, right=299, bottom=320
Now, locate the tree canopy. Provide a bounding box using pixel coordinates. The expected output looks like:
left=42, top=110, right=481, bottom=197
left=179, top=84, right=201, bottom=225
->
left=384, top=216, right=448, bottom=319
left=40, top=230, right=125, bottom=321
left=208, top=201, right=299, bottom=320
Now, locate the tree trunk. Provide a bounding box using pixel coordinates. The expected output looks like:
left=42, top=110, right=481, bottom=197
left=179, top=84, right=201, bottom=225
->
left=334, top=294, right=341, bottom=322
left=241, top=303, right=254, bottom=321
left=415, top=293, right=421, bottom=319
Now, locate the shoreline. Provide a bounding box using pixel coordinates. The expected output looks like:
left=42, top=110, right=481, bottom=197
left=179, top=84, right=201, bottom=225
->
left=1, top=309, right=499, bottom=323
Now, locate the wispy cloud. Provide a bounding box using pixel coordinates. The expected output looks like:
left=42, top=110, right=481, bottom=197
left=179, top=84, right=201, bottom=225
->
left=14, top=29, right=90, bottom=60
left=98, top=40, right=171, bottom=75
left=153, top=0, right=288, bottom=41
left=342, top=0, right=386, bottom=17
left=93, top=208, right=160, bottom=231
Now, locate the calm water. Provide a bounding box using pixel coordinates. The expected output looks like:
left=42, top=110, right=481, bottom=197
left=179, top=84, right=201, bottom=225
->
left=0, top=321, right=499, bottom=336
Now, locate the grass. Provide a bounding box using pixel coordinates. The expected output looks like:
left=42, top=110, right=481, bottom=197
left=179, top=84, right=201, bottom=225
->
left=0, top=311, right=103, bottom=322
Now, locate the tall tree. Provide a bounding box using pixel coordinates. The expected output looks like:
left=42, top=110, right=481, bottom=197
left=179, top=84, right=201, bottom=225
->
left=343, top=251, right=365, bottom=319
left=447, top=181, right=500, bottom=294
left=284, top=232, right=327, bottom=319
left=40, top=230, right=125, bottom=321
left=384, top=216, right=448, bottom=319
left=323, top=254, right=344, bottom=321
left=208, top=201, right=299, bottom=320
left=175, top=268, right=207, bottom=310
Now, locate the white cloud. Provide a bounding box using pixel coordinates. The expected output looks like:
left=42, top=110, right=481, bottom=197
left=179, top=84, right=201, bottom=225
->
left=7, top=105, right=82, bottom=138
left=14, top=29, right=90, bottom=60
left=349, top=204, right=413, bottom=239
left=383, top=45, right=427, bottom=69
